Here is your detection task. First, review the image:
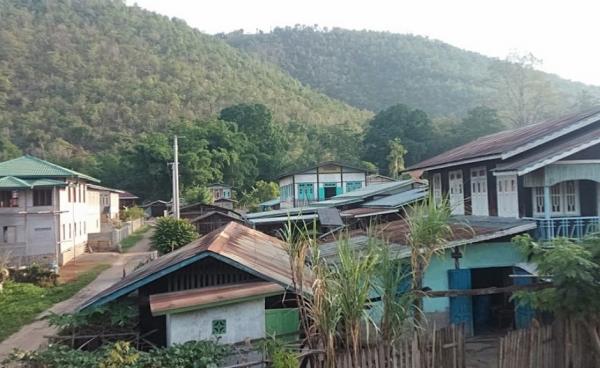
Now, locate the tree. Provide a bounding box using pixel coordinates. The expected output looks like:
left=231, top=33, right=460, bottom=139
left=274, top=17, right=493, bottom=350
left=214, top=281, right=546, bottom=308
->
left=238, top=180, right=279, bottom=210
left=0, top=135, right=20, bottom=162
left=489, top=52, right=564, bottom=127
left=441, top=106, right=505, bottom=150
left=406, top=197, right=453, bottom=322
left=362, top=104, right=436, bottom=172
left=151, top=217, right=198, bottom=254
left=513, top=235, right=600, bottom=356
left=182, top=186, right=213, bottom=205
left=387, top=138, right=407, bottom=179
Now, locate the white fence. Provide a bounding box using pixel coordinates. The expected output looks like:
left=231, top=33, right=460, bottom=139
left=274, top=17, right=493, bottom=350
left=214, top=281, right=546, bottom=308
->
left=88, top=218, right=145, bottom=252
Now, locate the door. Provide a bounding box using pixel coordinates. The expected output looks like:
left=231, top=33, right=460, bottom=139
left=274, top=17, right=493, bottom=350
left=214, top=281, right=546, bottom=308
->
left=513, top=267, right=535, bottom=329
left=432, top=173, right=442, bottom=204
left=297, top=183, right=314, bottom=205
left=497, top=175, right=519, bottom=217
left=448, top=269, right=473, bottom=335
left=448, top=170, right=465, bottom=215
left=470, top=167, right=489, bottom=216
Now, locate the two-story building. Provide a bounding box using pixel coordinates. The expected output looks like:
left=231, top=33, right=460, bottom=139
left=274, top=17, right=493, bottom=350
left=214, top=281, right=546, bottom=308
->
left=207, top=183, right=236, bottom=210
left=278, top=161, right=370, bottom=208
left=0, top=155, right=102, bottom=267
left=407, top=107, right=600, bottom=240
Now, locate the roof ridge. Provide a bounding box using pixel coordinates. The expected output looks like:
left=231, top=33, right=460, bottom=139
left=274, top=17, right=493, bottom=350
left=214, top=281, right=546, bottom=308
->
left=24, top=155, right=99, bottom=182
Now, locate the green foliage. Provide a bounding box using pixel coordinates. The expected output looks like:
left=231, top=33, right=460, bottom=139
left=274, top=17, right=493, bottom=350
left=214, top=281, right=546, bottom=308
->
left=239, top=180, right=279, bottom=210
left=0, top=2, right=367, bottom=165
left=151, top=217, right=198, bottom=254
left=48, top=301, right=138, bottom=333
left=261, top=337, right=299, bottom=368
left=0, top=264, right=109, bottom=342
left=363, top=104, right=437, bottom=170
left=100, top=341, right=140, bottom=368
left=120, top=206, right=144, bottom=222
left=10, top=263, right=58, bottom=287
left=6, top=340, right=229, bottom=368
left=224, top=26, right=598, bottom=117
left=512, top=235, right=600, bottom=317
left=387, top=138, right=407, bottom=179
left=183, top=186, right=213, bottom=205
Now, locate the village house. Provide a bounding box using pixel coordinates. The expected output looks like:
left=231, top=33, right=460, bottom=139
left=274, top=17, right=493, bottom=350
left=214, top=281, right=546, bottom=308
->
left=119, top=191, right=140, bottom=209
left=179, top=202, right=245, bottom=236
left=278, top=161, right=371, bottom=208
left=80, top=222, right=305, bottom=347
left=0, top=155, right=102, bottom=266
left=88, top=184, right=123, bottom=225
left=407, top=106, right=600, bottom=240
left=207, top=183, right=236, bottom=210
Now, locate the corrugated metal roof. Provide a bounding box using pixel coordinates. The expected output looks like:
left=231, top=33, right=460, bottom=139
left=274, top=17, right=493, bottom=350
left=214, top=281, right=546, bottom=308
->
left=80, top=222, right=306, bottom=310
left=330, top=180, right=416, bottom=199
left=0, top=155, right=99, bottom=182
left=408, top=107, right=600, bottom=171
left=495, top=126, right=600, bottom=174
left=0, top=176, right=68, bottom=189
left=249, top=214, right=318, bottom=225
left=258, top=198, right=281, bottom=207
left=246, top=206, right=321, bottom=219
left=150, top=282, right=284, bottom=315
left=87, top=184, right=125, bottom=193
left=340, top=207, right=399, bottom=218
left=277, top=160, right=371, bottom=180
left=317, top=208, right=343, bottom=226
left=319, top=216, right=536, bottom=262
left=361, top=188, right=427, bottom=208
left=188, top=211, right=243, bottom=223
left=119, top=191, right=139, bottom=199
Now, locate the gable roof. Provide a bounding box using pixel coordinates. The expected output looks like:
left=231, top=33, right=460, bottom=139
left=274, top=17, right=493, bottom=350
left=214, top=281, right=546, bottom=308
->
left=79, top=222, right=302, bottom=310
left=0, top=155, right=99, bottom=182
left=119, top=191, right=139, bottom=200
left=87, top=184, right=125, bottom=194
left=278, top=160, right=371, bottom=180
left=188, top=211, right=243, bottom=223
left=408, top=107, right=600, bottom=172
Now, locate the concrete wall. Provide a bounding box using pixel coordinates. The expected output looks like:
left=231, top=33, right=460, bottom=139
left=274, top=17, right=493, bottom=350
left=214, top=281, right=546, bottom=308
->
left=166, top=298, right=266, bottom=346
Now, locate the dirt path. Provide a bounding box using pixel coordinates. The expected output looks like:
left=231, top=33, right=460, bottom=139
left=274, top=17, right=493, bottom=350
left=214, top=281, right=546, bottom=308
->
left=0, top=251, right=154, bottom=360
left=126, top=226, right=154, bottom=253
left=465, top=335, right=500, bottom=368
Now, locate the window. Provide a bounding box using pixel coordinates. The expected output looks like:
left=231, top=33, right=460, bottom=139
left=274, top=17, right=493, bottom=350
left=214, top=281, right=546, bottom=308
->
left=69, top=223, right=72, bottom=239
left=2, top=226, right=16, bottom=243
left=0, top=191, right=18, bottom=208
left=432, top=173, right=442, bottom=203
left=532, top=181, right=580, bottom=217
left=74, top=223, right=77, bottom=238
left=33, top=189, right=52, bottom=206
left=298, top=183, right=314, bottom=201
left=62, top=224, right=66, bottom=241
left=346, top=181, right=362, bottom=193
left=212, top=319, right=226, bottom=335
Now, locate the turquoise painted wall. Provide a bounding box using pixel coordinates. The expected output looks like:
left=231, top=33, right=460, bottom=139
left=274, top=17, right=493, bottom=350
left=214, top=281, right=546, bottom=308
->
left=423, top=242, right=526, bottom=313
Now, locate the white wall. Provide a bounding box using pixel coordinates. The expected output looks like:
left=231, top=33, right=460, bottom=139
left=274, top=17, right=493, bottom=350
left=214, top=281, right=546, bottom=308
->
left=109, top=192, right=120, bottom=219
left=167, top=298, right=266, bottom=346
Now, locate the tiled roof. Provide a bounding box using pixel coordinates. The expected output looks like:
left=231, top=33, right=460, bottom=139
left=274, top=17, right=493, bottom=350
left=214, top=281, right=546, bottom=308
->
left=408, top=107, right=600, bottom=171
left=0, top=155, right=99, bottom=182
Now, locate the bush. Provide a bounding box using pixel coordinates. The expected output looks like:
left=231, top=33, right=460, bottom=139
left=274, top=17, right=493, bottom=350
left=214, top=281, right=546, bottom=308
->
left=11, top=264, right=58, bottom=287
left=6, top=339, right=230, bottom=368
left=120, top=206, right=145, bottom=222
left=151, top=217, right=198, bottom=254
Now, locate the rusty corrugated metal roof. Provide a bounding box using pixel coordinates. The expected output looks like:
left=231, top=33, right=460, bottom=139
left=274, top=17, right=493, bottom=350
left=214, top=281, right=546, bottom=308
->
left=80, top=222, right=305, bottom=310
left=408, top=107, right=600, bottom=171
left=150, top=281, right=284, bottom=315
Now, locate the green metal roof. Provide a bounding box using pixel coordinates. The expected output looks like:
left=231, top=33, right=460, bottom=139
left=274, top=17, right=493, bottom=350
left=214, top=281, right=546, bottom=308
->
left=0, top=156, right=99, bottom=182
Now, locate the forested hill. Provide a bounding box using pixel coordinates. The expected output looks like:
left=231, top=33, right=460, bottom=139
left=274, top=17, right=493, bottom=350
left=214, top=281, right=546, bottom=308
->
left=0, top=1, right=369, bottom=157
left=223, top=27, right=600, bottom=116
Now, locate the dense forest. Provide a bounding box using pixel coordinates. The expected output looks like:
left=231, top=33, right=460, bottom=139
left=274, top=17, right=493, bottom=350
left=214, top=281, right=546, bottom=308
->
left=1, top=1, right=598, bottom=205
left=223, top=26, right=600, bottom=117
left=0, top=1, right=369, bottom=157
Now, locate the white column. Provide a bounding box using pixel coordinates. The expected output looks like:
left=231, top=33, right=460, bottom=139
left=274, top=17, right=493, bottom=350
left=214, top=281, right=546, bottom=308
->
left=543, top=186, right=552, bottom=239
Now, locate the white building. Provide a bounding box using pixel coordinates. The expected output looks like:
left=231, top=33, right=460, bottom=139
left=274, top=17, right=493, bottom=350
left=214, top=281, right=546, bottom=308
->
left=88, top=184, right=123, bottom=224
left=278, top=161, right=369, bottom=208
left=0, top=155, right=102, bottom=266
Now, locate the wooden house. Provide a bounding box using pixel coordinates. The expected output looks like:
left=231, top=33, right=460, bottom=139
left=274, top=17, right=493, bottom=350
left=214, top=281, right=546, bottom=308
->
left=277, top=161, right=371, bottom=208
left=80, top=222, right=306, bottom=347
left=407, top=107, right=600, bottom=240
left=119, top=191, right=140, bottom=209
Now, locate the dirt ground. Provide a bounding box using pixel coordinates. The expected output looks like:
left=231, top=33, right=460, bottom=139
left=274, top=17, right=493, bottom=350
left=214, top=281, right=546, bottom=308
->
left=58, top=253, right=121, bottom=283
left=465, top=335, right=500, bottom=368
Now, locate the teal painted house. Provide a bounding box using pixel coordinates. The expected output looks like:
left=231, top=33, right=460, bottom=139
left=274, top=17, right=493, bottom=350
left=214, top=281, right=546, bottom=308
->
left=278, top=161, right=370, bottom=208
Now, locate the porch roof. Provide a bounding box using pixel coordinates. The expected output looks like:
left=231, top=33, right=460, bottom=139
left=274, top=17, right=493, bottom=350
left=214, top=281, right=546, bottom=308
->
left=495, top=126, right=600, bottom=175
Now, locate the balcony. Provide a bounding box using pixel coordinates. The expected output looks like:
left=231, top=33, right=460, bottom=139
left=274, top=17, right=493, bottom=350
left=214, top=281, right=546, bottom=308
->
left=525, top=216, right=600, bottom=240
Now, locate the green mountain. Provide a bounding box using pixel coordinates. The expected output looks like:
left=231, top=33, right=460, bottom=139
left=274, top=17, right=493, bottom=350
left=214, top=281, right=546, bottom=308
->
left=0, top=1, right=370, bottom=157
left=223, top=26, right=600, bottom=116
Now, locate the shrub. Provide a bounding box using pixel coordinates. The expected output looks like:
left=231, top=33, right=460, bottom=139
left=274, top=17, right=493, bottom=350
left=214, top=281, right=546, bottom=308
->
left=120, top=206, right=145, bottom=222
left=151, top=217, right=198, bottom=254
left=11, top=264, right=58, bottom=287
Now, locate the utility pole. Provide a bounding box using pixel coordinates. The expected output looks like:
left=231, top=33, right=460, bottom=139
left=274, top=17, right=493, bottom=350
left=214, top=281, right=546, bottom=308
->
left=172, top=135, right=180, bottom=219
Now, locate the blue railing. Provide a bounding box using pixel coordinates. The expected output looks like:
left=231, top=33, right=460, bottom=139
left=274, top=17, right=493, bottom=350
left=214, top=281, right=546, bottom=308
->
left=524, top=216, right=600, bottom=240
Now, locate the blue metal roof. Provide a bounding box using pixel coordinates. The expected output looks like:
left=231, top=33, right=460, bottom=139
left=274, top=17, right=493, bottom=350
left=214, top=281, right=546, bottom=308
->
left=362, top=188, right=428, bottom=208
left=258, top=198, right=281, bottom=207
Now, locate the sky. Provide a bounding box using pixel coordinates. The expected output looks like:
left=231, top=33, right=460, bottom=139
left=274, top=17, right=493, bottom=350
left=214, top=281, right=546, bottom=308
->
left=128, top=0, right=600, bottom=86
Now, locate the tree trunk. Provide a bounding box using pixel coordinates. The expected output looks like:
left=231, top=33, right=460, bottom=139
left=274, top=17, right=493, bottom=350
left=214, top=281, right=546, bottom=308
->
left=584, top=319, right=600, bottom=358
